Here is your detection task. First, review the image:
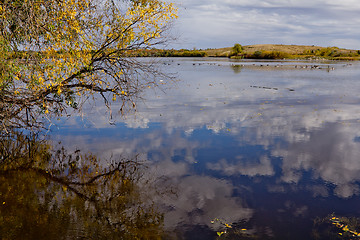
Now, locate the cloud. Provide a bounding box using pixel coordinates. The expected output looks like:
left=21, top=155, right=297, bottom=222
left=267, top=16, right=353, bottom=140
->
left=171, top=0, right=360, bottom=49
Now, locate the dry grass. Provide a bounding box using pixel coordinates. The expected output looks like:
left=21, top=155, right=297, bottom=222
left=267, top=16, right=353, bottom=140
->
left=203, top=47, right=232, bottom=57
left=243, top=44, right=325, bottom=54
left=203, top=44, right=359, bottom=58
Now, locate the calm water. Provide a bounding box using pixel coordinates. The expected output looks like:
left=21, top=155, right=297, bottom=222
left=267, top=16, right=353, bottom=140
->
left=3, top=58, right=360, bottom=239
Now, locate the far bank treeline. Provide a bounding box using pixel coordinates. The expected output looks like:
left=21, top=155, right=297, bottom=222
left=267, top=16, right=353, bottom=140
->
left=7, top=44, right=360, bottom=61
left=130, top=44, right=360, bottom=60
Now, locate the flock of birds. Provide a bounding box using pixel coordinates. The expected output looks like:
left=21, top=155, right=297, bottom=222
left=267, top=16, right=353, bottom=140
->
left=161, top=61, right=349, bottom=71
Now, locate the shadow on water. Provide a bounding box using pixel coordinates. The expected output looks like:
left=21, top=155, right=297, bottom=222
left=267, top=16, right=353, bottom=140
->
left=0, top=131, right=169, bottom=240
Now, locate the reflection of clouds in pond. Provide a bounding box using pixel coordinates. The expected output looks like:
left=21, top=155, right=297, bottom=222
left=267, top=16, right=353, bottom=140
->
left=50, top=134, right=254, bottom=230
left=334, top=184, right=360, bottom=199
left=207, top=156, right=275, bottom=177
left=52, top=61, right=360, bottom=200
left=124, top=116, right=150, bottom=129
left=167, top=176, right=253, bottom=230
left=153, top=161, right=253, bottom=230
left=273, top=123, right=360, bottom=198
left=54, top=98, right=360, bottom=199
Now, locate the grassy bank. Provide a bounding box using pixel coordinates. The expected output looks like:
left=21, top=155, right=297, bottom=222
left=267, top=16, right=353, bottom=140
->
left=204, top=44, right=360, bottom=60
left=130, top=44, right=360, bottom=60
left=6, top=44, right=360, bottom=60
left=129, top=49, right=207, bottom=57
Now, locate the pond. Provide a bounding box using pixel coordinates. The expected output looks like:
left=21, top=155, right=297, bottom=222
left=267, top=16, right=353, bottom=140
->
left=2, top=58, right=360, bottom=239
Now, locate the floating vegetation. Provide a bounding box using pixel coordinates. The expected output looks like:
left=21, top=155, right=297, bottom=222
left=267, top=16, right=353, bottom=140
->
left=211, top=218, right=258, bottom=239
left=329, top=216, right=360, bottom=238
left=313, top=214, right=360, bottom=239
left=210, top=218, right=234, bottom=237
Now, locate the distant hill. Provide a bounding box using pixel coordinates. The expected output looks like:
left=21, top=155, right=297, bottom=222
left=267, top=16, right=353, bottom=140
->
left=129, top=44, right=360, bottom=60
left=203, top=44, right=360, bottom=60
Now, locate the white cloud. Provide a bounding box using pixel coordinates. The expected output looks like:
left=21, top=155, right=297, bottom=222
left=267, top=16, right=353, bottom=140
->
left=171, top=0, right=360, bottom=49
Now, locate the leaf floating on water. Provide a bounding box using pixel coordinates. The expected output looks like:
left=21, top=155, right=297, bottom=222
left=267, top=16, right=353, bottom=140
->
left=217, top=231, right=224, bottom=237
left=329, top=215, right=360, bottom=237
left=225, top=223, right=232, bottom=228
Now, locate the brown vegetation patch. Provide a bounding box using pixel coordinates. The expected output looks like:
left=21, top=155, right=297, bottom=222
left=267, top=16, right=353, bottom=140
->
left=203, top=44, right=360, bottom=59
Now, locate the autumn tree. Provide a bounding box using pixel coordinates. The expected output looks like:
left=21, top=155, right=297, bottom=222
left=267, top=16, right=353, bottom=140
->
left=0, top=0, right=178, bottom=131
left=230, top=43, right=243, bottom=57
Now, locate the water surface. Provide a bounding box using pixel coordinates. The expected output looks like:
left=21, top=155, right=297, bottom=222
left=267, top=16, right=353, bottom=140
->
left=4, top=58, right=360, bottom=239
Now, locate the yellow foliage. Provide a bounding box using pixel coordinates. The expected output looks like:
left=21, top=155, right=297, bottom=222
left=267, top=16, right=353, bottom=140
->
left=0, top=0, right=177, bottom=128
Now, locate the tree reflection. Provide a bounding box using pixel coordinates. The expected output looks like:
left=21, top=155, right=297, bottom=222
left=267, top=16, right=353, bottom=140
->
left=230, top=64, right=243, bottom=74
left=0, top=131, right=166, bottom=239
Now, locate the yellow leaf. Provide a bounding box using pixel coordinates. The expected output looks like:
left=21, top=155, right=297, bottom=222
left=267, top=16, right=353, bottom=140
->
left=225, top=223, right=232, bottom=228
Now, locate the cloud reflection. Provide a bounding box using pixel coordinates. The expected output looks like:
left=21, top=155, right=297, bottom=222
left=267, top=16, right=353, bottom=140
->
left=161, top=175, right=253, bottom=230
left=52, top=60, right=360, bottom=205
left=147, top=158, right=253, bottom=232
left=207, top=156, right=275, bottom=177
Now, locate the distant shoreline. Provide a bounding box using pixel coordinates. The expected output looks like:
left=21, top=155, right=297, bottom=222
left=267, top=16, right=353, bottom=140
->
left=8, top=44, right=360, bottom=61
left=131, top=44, right=360, bottom=60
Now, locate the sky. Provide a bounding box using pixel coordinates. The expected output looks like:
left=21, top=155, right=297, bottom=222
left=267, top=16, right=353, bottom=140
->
left=169, top=0, right=360, bottom=50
